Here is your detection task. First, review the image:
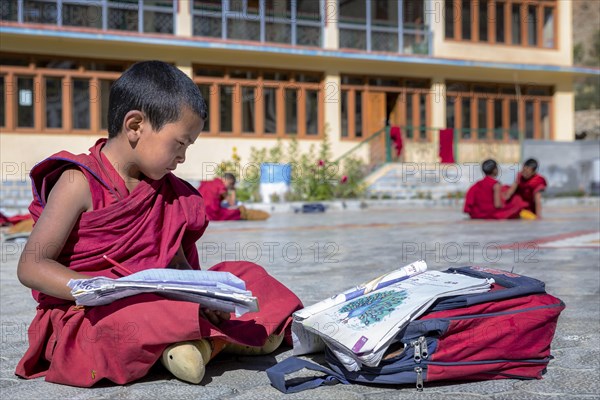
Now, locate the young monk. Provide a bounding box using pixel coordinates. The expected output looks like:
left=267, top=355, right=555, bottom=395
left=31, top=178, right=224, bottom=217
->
left=15, top=61, right=302, bottom=387
left=504, top=158, right=547, bottom=219
left=464, top=159, right=529, bottom=219
left=198, top=173, right=270, bottom=221
left=198, top=173, right=242, bottom=220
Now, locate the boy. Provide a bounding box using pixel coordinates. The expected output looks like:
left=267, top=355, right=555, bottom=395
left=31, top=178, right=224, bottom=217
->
left=504, top=158, right=547, bottom=219
left=15, top=61, right=301, bottom=387
left=198, top=173, right=242, bottom=220
left=464, top=159, right=528, bottom=219
left=198, top=173, right=270, bottom=221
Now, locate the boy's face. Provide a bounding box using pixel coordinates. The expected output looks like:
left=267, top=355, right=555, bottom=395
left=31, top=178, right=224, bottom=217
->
left=521, top=166, right=535, bottom=179
left=135, top=108, right=204, bottom=180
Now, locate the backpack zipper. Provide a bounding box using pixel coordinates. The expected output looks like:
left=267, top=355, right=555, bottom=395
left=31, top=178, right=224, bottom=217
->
left=414, top=366, right=424, bottom=391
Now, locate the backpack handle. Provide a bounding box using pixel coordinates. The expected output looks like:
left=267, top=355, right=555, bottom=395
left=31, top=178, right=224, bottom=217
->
left=266, top=357, right=349, bottom=393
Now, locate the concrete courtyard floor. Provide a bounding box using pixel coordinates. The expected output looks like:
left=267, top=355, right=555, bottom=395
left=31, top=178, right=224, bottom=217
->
left=1, top=201, right=599, bottom=399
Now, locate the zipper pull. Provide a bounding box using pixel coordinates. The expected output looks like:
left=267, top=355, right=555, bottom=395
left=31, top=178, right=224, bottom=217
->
left=412, top=340, right=422, bottom=363
left=419, top=336, right=428, bottom=359
left=414, top=366, right=424, bottom=391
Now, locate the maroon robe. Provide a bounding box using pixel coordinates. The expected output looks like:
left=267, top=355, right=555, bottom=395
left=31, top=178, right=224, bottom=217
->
left=197, top=179, right=241, bottom=221
left=515, top=173, right=547, bottom=214
left=15, top=139, right=302, bottom=387
left=464, top=176, right=528, bottom=220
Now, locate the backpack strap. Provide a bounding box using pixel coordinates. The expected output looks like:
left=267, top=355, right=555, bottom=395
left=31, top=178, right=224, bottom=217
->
left=266, top=357, right=349, bottom=393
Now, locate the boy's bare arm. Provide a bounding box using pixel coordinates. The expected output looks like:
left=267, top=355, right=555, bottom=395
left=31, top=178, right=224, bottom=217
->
left=503, top=182, right=517, bottom=200
left=168, top=245, right=193, bottom=269
left=17, top=169, right=93, bottom=301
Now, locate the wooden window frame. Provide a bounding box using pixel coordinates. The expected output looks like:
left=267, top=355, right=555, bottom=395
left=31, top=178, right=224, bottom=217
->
left=0, top=63, right=122, bottom=135
left=445, top=81, right=554, bottom=142
left=444, top=0, right=558, bottom=50
left=340, top=75, right=432, bottom=142
left=193, top=66, right=324, bottom=140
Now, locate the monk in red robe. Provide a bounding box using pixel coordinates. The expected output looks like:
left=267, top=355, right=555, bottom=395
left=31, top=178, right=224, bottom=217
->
left=198, top=173, right=242, bottom=221
left=504, top=158, right=547, bottom=219
left=15, top=61, right=302, bottom=387
left=464, top=159, right=529, bottom=219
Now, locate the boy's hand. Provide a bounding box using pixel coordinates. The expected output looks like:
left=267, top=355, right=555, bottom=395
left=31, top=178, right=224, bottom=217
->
left=201, top=308, right=231, bottom=325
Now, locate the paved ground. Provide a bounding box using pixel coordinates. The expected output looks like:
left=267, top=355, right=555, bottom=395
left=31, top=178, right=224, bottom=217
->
left=1, top=201, right=599, bottom=399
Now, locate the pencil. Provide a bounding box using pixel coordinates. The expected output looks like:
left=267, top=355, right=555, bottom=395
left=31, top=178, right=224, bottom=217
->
left=103, top=255, right=134, bottom=275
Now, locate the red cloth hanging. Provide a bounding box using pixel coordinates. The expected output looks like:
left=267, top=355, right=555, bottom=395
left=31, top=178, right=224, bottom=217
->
left=439, top=128, right=455, bottom=163
left=389, top=126, right=403, bottom=157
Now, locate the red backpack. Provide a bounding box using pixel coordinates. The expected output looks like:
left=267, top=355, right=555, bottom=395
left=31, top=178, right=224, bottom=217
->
left=267, top=266, right=565, bottom=393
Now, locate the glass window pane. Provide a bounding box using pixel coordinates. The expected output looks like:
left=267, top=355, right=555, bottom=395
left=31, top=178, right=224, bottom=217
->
left=341, top=90, right=348, bottom=137
left=108, top=7, right=138, bottom=31
left=24, top=0, right=57, bottom=24
left=527, top=5, right=536, bottom=46
left=227, top=19, right=260, bottom=41
left=543, top=7, right=554, bottom=48
left=355, top=91, right=362, bottom=137
left=446, top=96, right=456, bottom=131
left=193, top=0, right=222, bottom=12
left=305, top=90, right=318, bottom=135
left=541, top=102, right=550, bottom=139
left=144, top=11, right=173, bottom=34
left=478, top=98, right=487, bottom=139
left=266, top=22, right=291, bottom=44
left=494, top=100, right=503, bottom=140
left=1, top=0, right=18, bottom=21
left=73, top=79, right=90, bottom=130
left=340, top=28, right=366, bottom=50
left=263, top=72, right=288, bottom=81
left=496, top=2, right=505, bottom=43
left=230, top=69, right=257, bottom=79
left=403, top=0, right=424, bottom=29
left=266, top=0, right=291, bottom=18
left=525, top=101, right=534, bottom=139
left=285, top=89, right=297, bottom=134
left=100, top=80, right=113, bottom=131
left=195, top=67, right=225, bottom=77
left=419, top=94, right=426, bottom=140
left=241, top=86, right=255, bottom=133
left=63, top=3, right=102, bottom=28
left=17, top=77, right=34, bottom=128
left=445, top=0, right=454, bottom=38
left=263, top=87, right=277, bottom=134
left=45, top=77, right=62, bottom=129
left=0, top=76, right=5, bottom=126
left=372, top=31, right=398, bottom=52
left=193, top=16, right=222, bottom=37
left=297, top=25, right=321, bottom=47
left=403, top=31, right=429, bottom=54
left=339, top=0, right=366, bottom=25
left=509, top=100, right=519, bottom=140
left=406, top=93, right=413, bottom=138
left=479, top=0, right=488, bottom=42
left=461, top=98, right=471, bottom=139
left=220, top=86, right=233, bottom=132
left=372, top=0, right=397, bottom=28
left=511, top=4, right=521, bottom=44
left=461, top=0, right=471, bottom=40
left=296, top=0, right=320, bottom=21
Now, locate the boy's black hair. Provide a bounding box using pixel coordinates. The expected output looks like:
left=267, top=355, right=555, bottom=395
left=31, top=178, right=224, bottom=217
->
left=482, top=159, right=498, bottom=176
left=524, top=158, right=538, bottom=171
left=223, top=172, right=236, bottom=185
left=107, top=61, right=207, bottom=138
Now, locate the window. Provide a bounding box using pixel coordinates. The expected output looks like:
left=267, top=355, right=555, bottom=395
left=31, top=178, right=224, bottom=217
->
left=0, top=54, right=129, bottom=134
left=338, top=0, right=430, bottom=54
left=194, top=66, right=323, bottom=138
left=192, top=0, right=323, bottom=47
left=446, top=81, right=553, bottom=141
left=444, top=0, right=557, bottom=48
left=2, top=0, right=175, bottom=34
left=341, top=75, right=431, bottom=141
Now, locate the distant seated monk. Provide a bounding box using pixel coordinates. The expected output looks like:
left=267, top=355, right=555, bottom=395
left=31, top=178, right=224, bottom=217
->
left=464, top=159, right=529, bottom=220
left=198, top=173, right=269, bottom=221
left=503, top=158, right=547, bottom=219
